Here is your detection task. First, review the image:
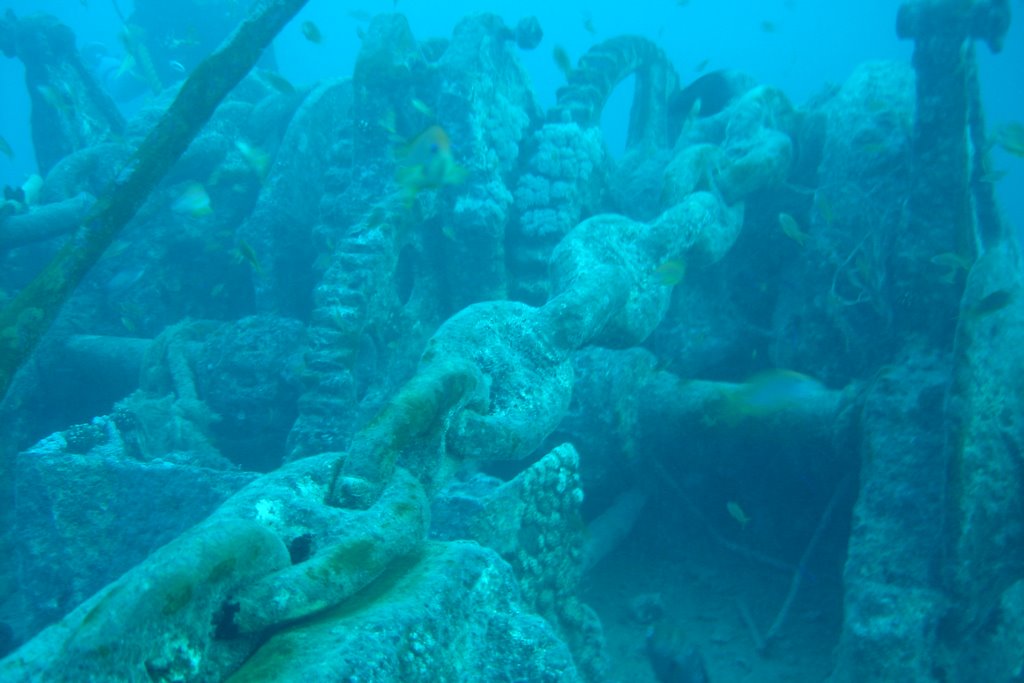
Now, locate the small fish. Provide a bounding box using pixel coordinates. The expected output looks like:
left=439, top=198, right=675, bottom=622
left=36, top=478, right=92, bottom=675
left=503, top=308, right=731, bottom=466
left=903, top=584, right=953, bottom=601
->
left=365, top=206, right=387, bottom=227
left=258, top=69, right=296, bottom=94
left=653, top=259, right=686, bottom=286
left=726, top=501, right=750, bottom=529
left=778, top=212, right=808, bottom=246
left=210, top=283, right=226, bottom=298
left=168, top=59, right=186, bottom=74
left=864, top=97, right=888, bottom=113
left=115, top=53, right=137, bottom=79
left=687, top=97, right=702, bottom=120
left=21, top=174, right=43, bottom=206
left=232, top=239, right=264, bottom=276
left=106, top=265, right=146, bottom=292
left=978, top=168, right=1007, bottom=184
left=395, top=125, right=468, bottom=202
left=441, top=224, right=458, bottom=241
left=815, top=194, right=835, bottom=225
left=36, top=84, right=73, bottom=112
left=235, top=140, right=270, bottom=179
left=993, top=122, right=1024, bottom=157
left=726, top=369, right=827, bottom=421
left=347, top=9, right=373, bottom=21
left=411, top=98, right=433, bottom=118
left=582, top=16, right=597, bottom=34
left=676, top=0, right=691, bottom=6
left=859, top=141, right=890, bottom=154
left=966, top=288, right=1014, bottom=318
left=164, top=29, right=201, bottom=51
left=694, top=58, right=710, bottom=73
left=930, top=252, right=971, bottom=284
left=301, top=21, right=323, bottom=44
left=760, top=20, right=777, bottom=33
left=933, top=252, right=970, bottom=270
left=119, top=25, right=163, bottom=94
left=104, top=238, right=131, bottom=260
left=0, top=135, right=12, bottom=159
left=552, top=45, right=573, bottom=78
left=313, top=251, right=331, bottom=271
left=379, top=109, right=399, bottom=137
left=173, top=182, right=213, bottom=217
left=852, top=253, right=876, bottom=289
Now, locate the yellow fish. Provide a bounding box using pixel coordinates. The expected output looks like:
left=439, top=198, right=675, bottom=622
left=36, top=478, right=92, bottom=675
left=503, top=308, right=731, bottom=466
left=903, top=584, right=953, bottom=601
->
left=36, top=85, right=73, bottom=112
left=979, top=168, right=1007, bottom=184
left=257, top=69, right=296, bottom=94
left=21, top=174, right=43, bottom=206
left=553, top=46, right=573, bottom=78
left=930, top=252, right=971, bottom=284
left=411, top=98, right=434, bottom=118
left=235, top=140, right=270, bottom=179
left=815, top=194, right=835, bottom=226
left=778, top=212, right=808, bottom=246
left=686, top=97, right=702, bottom=120
left=395, top=125, right=468, bottom=202
left=727, top=501, right=750, bottom=529
left=232, top=239, right=264, bottom=276
left=172, top=182, right=213, bottom=217
left=365, top=206, right=387, bottom=227
left=993, top=122, right=1024, bottom=157
left=725, top=369, right=827, bottom=421
left=114, top=54, right=136, bottom=80
left=378, top=109, right=399, bottom=138
left=118, top=25, right=162, bottom=94
left=653, top=259, right=686, bottom=286
left=165, top=28, right=201, bottom=51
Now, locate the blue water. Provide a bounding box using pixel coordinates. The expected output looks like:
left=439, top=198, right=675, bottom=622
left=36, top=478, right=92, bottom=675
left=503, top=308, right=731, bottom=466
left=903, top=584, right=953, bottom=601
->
left=2, top=1, right=1022, bottom=230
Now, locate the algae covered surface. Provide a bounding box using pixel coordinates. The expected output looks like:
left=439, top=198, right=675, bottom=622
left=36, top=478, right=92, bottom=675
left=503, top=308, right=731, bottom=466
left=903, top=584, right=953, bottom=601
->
left=1, top=1, right=1023, bottom=682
